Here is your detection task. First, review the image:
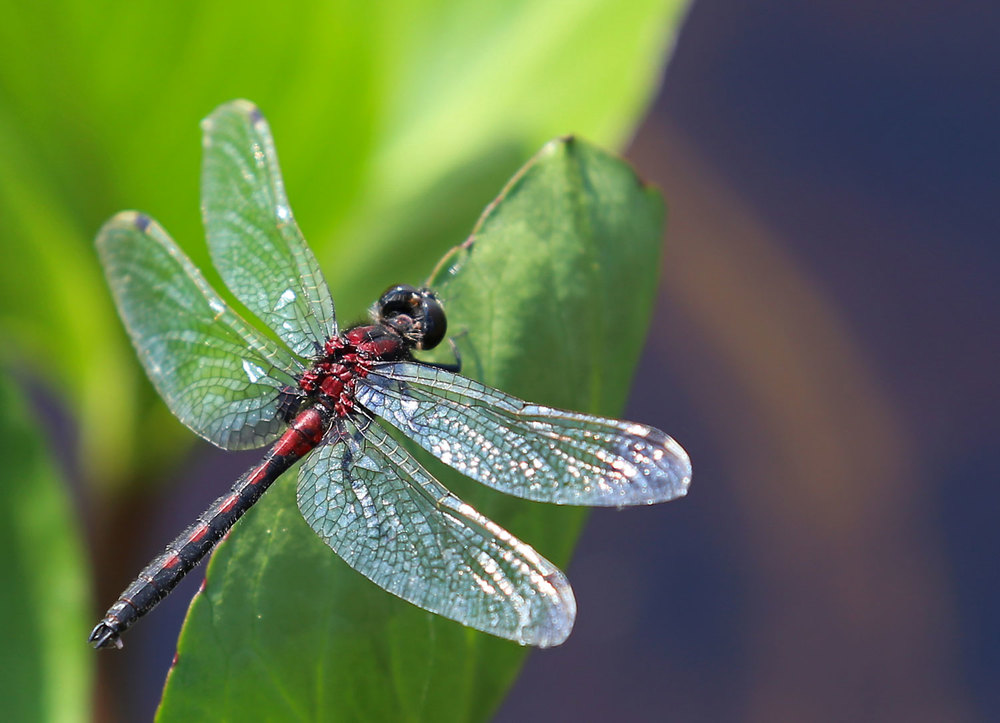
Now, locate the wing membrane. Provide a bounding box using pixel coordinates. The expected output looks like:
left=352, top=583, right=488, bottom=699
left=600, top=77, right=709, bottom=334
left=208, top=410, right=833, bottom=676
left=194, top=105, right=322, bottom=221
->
left=357, top=362, right=691, bottom=506
left=296, top=417, right=575, bottom=647
left=201, top=100, right=336, bottom=356
left=96, top=211, right=303, bottom=450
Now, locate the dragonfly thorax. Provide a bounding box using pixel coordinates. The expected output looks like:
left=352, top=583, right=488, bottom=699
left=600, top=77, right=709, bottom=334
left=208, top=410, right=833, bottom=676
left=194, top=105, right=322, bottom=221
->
left=296, top=285, right=446, bottom=418
left=297, top=331, right=387, bottom=418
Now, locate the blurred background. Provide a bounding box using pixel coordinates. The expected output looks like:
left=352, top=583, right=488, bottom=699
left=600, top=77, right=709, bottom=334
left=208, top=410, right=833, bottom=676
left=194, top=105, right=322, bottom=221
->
left=1, top=1, right=997, bottom=721
left=502, top=2, right=998, bottom=721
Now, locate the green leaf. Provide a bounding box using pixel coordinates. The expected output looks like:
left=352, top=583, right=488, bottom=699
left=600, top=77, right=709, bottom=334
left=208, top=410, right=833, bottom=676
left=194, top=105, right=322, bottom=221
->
left=157, top=137, right=664, bottom=721
left=0, top=375, right=93, bottom=722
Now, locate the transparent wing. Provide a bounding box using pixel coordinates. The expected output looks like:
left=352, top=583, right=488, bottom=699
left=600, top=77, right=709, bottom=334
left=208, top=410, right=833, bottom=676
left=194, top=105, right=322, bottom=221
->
left=357, top=362, right=691, bottom=506
left=96, top=211, right=304, bottom=450
left=296, top=417, right=575, bottom=647
left=201, top=100, right=337, bottom=356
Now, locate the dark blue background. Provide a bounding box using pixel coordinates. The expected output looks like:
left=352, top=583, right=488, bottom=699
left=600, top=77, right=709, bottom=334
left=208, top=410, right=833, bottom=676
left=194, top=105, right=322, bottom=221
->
left=500, top=1, right=1000, bottom=720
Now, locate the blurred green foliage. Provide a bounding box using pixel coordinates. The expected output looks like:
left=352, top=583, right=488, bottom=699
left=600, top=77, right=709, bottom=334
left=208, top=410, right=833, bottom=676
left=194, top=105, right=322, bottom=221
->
left=0, top=0, right=688, bottom=718
left=0, top=377, right=91, bottom=723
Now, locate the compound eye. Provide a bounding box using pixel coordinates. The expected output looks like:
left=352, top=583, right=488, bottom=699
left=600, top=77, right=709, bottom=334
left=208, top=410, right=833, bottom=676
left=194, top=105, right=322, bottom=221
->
left=416, top=291, right=447, bottom=350
left=378, top=284, right=421, bottom=319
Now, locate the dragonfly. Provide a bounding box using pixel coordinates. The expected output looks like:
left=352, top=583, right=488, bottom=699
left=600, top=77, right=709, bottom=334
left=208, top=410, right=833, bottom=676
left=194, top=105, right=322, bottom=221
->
left=89, top=100, right=691, bottom=651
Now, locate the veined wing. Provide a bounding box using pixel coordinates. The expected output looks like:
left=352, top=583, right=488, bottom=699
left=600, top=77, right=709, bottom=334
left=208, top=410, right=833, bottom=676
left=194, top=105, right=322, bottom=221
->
left=296, top=416, right=575, bottom=647
left=96, top=211, right=304, bottom=450
left=201, top=100, right=337, bottom=357
left=357, top=362, right=691, bottom=506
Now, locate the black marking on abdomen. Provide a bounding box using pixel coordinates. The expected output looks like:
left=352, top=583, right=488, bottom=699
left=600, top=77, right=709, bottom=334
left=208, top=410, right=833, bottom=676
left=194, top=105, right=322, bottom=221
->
left=89, top=405, right=332, bottom=649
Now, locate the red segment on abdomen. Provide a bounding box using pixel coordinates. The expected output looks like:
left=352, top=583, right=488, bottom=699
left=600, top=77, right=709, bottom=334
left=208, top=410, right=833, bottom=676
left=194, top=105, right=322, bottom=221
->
left=218, top=494, right=239, bottom=514
left=245, top=465, right=270, bottom=486
left=273, top=407, right=328, bottom=457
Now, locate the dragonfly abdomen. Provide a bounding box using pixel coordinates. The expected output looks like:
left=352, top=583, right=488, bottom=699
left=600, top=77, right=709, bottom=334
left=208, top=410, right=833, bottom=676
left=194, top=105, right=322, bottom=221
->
left=89, top=404, right=333, bottom=649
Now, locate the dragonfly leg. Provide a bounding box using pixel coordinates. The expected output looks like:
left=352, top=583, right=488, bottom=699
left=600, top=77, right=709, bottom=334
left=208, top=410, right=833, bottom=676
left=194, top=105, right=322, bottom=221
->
left=422, top=337, right=463, bottom=373
left=277, top=385, right=305, bottom=423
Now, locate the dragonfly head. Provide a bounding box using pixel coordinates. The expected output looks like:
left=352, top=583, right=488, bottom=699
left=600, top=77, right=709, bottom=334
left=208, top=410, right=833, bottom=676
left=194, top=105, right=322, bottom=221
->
left=374, top=284, right=447, bottom=351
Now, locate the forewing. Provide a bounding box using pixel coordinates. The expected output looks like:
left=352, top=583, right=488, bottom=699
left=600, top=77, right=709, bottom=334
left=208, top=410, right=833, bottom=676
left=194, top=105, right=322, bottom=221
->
left=357, top=362, right=691, bottom=506
left=201, top=100, right=337, bottom=356
left=296, top=417, right=575, bottom=647
left=96, top=211, right=304, bottom=450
